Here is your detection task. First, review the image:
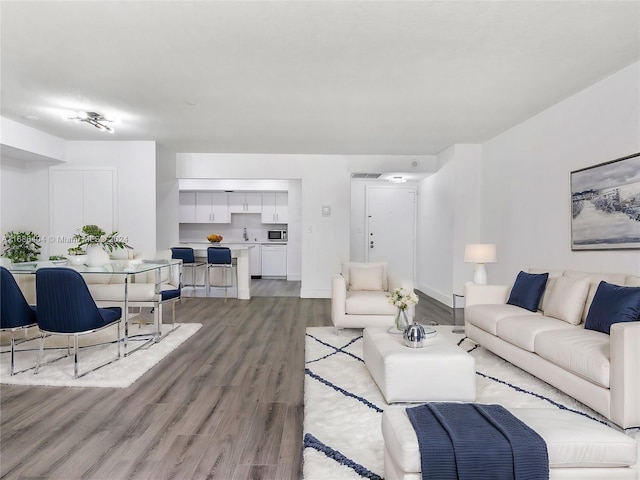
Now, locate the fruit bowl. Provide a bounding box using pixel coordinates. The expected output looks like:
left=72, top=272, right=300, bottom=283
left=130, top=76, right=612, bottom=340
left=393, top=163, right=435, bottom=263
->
left=207, top=234, right=223, bottom=243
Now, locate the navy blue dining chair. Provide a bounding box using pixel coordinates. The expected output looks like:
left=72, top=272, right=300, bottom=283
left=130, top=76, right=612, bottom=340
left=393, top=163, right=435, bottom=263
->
left=206, top=246, right=236, bottom=301
left=1, top=266, right=38, bottom=375
left=170, top=247, right=205, bottom=296
left=35, top=268, right=122, bottom=378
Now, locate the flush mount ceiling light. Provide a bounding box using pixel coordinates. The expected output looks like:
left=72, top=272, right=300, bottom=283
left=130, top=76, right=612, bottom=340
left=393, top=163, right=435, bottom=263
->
left=389, top=176, right=407, bottom=183
left=68, top=111, right=115, bottom=133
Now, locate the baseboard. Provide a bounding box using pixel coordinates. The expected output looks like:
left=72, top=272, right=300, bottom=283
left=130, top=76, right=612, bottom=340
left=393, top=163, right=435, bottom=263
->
left=287, top=274, right=302, bottom=281
left=300, top=288, right=331, bottom=298
left=416, top=283, right=453, bottom=307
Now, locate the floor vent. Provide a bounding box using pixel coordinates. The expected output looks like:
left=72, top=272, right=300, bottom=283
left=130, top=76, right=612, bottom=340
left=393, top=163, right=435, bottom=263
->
left=351, top=173, right=382, bottom=179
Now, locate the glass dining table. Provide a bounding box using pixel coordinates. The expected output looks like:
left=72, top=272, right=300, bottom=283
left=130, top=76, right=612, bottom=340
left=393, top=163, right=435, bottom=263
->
left=6, top=259, right=182, bottom=357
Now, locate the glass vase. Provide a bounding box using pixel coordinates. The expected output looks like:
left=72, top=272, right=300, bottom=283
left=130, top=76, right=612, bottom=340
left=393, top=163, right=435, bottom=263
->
left=394, top=308, right=410, bottom=332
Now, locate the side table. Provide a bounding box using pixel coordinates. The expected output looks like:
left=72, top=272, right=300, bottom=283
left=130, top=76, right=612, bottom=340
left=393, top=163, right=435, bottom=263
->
left=452, top=293, right=465, bottom=333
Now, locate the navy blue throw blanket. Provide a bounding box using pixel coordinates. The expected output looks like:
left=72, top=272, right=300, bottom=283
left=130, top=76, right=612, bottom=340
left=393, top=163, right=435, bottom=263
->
left=406, top=403, right=549, bottom=480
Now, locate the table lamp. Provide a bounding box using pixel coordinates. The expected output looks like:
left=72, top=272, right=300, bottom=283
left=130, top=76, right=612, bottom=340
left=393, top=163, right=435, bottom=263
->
left=464, top=244, right=497, bottom=284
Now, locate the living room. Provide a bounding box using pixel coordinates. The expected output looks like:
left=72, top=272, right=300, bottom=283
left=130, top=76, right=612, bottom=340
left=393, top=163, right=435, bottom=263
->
left=1, top=2, right=639, bottom=479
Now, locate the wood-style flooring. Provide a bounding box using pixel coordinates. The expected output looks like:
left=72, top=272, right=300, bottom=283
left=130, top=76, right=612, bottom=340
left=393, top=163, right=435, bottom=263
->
left=0, top=289, right=456, bottom=480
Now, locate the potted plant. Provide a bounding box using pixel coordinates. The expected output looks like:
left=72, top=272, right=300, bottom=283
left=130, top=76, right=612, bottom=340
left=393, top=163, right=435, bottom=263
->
left=73, top=224, right=131, bottom=267
left=66, top=246, right=88, bottom=265
left=1, top=230, right=41, bottom=263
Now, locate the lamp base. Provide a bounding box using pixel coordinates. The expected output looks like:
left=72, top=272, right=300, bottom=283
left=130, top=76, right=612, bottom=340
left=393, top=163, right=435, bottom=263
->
left=473, top=263, right=488, bottom=285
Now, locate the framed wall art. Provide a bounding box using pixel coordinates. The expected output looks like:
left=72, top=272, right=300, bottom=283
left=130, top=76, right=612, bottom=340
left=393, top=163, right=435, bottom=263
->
left=571, top=152, right=640, bottom=250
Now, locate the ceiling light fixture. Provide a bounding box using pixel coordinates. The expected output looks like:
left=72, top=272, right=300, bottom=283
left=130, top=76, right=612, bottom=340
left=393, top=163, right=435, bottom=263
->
left=389, top=176, right=407, bottom=183
left=68, top=111, right=115, bottom=133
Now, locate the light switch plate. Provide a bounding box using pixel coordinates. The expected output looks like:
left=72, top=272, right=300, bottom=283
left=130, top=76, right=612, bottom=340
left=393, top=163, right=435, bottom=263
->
left=322, top=205, right=331, bottom=217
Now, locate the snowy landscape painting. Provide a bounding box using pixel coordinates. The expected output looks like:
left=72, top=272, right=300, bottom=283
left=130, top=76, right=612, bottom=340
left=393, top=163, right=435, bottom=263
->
left=571, top=153, right=640, bottom=250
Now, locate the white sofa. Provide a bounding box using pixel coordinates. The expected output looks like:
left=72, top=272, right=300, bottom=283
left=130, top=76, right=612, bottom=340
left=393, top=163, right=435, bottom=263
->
left=331, top=262, right=415, bottom=334
left=465, top=269, right=640, bottom=429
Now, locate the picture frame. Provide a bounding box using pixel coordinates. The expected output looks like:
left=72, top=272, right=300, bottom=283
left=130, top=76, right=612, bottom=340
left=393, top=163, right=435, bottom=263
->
left=570, top=152, right=640, bottom=250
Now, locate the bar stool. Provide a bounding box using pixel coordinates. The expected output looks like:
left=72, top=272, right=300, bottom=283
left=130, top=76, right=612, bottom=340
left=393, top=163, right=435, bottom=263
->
left=206, top=246, right=236, bottom=301
left=170, top=247, right=205, bottom=296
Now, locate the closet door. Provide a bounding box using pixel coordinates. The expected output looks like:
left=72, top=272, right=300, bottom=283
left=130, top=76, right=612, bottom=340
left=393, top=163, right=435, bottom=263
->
left=49, top=167, right=116, bottom=256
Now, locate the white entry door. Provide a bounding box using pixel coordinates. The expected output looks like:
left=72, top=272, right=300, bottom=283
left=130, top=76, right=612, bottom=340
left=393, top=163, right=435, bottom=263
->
left=366, top=186, right=416, bottom=283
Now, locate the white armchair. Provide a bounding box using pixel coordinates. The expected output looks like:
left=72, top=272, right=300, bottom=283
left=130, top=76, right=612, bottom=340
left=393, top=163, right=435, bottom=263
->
left=331, top=262, right=415, bottom=335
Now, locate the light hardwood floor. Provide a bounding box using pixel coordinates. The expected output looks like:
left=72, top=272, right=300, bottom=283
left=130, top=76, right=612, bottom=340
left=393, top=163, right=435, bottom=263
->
left=0, top=291, right=456, bottom=480
left=0, top=297, right=331, bottom=480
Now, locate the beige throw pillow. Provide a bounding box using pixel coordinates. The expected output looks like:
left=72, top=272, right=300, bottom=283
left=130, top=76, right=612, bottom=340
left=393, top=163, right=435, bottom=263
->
left=348, top=264, right=384, bottom=291
left=544, top=276, right=590, bottom=325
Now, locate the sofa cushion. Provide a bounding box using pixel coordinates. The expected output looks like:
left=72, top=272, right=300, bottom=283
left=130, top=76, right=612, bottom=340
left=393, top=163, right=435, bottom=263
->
left=563, top=271, right=627, bottom=323
left=544, top=276, right=590, bottom=325
left=342, top=262, right=388, bottom=291
left=535, top=328, right=610, bottom=388
left=496, top=315, right=574, bottom=352
left=506, top=271, right=548, bottom=312
left=345, top=290, right=396, bottom=315
left=584, top=281, right=640, bottom=335
left=528, top=268, right=564, bottom=311
left=465, top=304, right=540, bottom=336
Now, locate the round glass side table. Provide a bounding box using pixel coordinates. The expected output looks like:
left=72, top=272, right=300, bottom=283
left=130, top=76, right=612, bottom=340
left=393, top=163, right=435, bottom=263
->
left=452, top=293, right=465, bottom=334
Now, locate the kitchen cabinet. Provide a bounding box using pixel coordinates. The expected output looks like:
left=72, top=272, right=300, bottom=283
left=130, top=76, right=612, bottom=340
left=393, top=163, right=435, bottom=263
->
left=179, top=192, right=197, bottom=223
left=228, top=192, right=262, bottom=213
left=261, top=192, right=288, bottom=224
left=194, top=192, right=230, bottom=223
left=249, top=242, right=261, bottom=277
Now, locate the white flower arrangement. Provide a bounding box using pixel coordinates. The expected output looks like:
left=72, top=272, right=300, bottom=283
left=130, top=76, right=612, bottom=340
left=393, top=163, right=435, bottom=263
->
left=387, top=287, right=419, bottom=311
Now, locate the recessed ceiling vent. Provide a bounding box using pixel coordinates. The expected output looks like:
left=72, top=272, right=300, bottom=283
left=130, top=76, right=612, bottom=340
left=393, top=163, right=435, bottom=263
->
left=351, top=173, right=382, bottom=179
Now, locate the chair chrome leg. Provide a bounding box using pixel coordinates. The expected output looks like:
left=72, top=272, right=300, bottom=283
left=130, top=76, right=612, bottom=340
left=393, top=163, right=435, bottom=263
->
left=10, top=333, right=16, bottom=376
left=34, top=333, right=45, bottom=374
left=74, top=335, right=79, bottom=379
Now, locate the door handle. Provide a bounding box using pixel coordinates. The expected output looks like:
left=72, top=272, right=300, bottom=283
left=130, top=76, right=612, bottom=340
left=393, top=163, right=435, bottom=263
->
left=370, top=241, right=374, bottom=249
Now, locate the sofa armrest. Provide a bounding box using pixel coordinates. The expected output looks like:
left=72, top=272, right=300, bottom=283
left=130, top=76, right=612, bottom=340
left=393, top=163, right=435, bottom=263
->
left=464, top=282, right=510, bottom=307
left=331, top=274, right=347, bottom=322
left=610, top=321, right=640, bottom=429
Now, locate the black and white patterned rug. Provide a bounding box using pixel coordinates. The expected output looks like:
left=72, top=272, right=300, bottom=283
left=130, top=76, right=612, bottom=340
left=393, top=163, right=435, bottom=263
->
left=303, top=326, right=639, bottom=479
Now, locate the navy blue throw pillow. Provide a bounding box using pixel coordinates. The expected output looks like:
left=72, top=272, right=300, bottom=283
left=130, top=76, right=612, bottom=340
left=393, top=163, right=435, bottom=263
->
left=506, top=271, right=549, bottom=312
left=584, top=281, right=640, bottom=335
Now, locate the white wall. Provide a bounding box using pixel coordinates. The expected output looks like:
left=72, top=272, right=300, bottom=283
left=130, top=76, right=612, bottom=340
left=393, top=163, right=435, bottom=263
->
left=483, top=61, right=640, bottom=284
left=177, top=154, right=351, bottom=297
left=156, top=144, right=180, bottom=250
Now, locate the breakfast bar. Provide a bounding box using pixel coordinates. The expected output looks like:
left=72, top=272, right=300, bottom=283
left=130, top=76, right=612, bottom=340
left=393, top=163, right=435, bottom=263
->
left=179, top=243, right=254, bottom=299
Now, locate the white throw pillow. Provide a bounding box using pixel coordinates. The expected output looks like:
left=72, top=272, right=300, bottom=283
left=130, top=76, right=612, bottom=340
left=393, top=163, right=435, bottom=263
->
left=544, top=276, right=590, bottom=325
left=348, top=264, right=384, bottom=291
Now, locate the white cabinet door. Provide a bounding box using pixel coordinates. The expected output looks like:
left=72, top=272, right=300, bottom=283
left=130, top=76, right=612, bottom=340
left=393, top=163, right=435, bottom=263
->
left=195, top=192, right=213, bottom=222
left=179, top=192, right=196, bottom=222
left=249, top=243, right=261, bottom=276
left=261, top=193, right=276, bottom=223
left=275, top=192, right=288, bottom=223
left=227, top=193, right=246, bottom=213
left=211, top=192, right=230, bottom=223
left=245, top=193, right=262, bottom=213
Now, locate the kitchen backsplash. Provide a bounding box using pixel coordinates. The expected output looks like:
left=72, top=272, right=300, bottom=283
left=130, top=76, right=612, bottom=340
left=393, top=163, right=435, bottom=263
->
left=179, top=213, right=287, bottom=243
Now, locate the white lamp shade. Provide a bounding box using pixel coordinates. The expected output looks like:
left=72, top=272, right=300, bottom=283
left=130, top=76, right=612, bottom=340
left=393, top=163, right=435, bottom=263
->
left=464, top=244, right=497, bottom=264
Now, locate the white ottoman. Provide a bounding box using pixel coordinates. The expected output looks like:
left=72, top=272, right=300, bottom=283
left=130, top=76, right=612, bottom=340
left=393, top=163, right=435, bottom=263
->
left=382, top=407, right=639, bottom=480
left=363, top=327, right=476, bottom=403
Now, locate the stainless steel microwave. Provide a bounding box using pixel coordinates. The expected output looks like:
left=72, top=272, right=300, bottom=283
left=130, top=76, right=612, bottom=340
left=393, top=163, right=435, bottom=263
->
left=268, top=230, right=287, bottom=241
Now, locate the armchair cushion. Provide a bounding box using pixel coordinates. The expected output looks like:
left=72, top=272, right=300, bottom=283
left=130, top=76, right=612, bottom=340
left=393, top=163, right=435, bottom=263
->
left=345, top=291, right=397, bottom=315
left=342, top=262, right=388, bottom=291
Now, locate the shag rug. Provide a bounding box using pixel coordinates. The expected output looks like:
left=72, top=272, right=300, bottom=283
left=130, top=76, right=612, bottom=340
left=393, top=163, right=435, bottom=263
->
left=0, top=322, right=201, bottom=388
left=303, top=326, right=640, bottom=480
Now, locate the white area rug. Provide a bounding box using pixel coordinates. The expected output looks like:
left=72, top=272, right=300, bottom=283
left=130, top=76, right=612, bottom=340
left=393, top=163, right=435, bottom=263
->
left=0, top=323, right=201, bottom=388
left=303, top=326, right=640, bottom=480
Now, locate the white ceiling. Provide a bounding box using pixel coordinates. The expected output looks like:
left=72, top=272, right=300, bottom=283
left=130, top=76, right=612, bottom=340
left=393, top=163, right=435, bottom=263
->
left=1, top=1, right=639, bottom=155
